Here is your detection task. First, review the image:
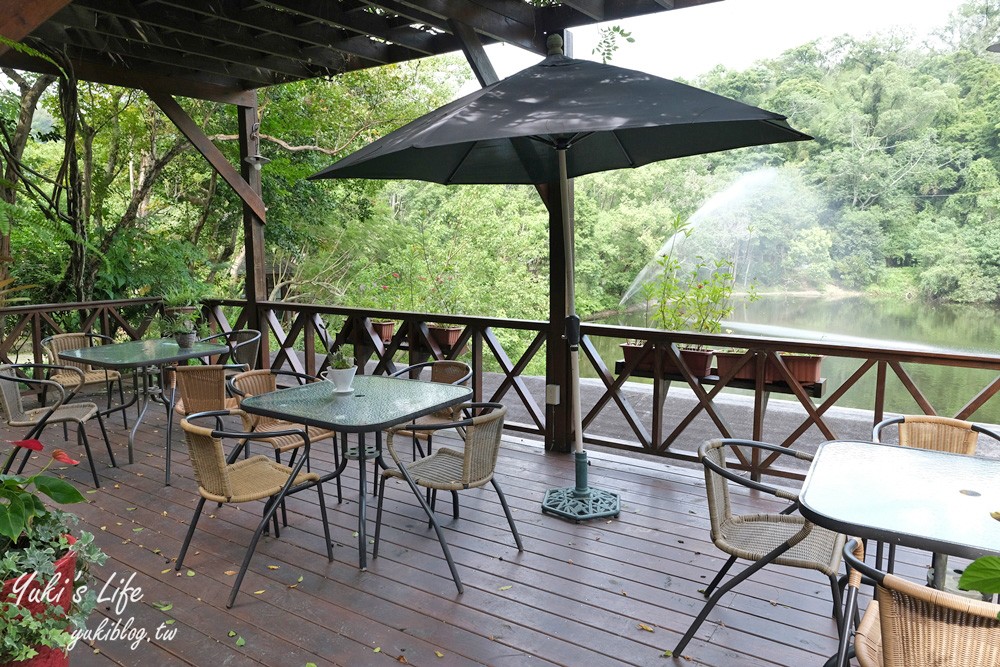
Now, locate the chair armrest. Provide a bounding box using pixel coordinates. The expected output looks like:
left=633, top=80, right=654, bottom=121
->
left=699, top=438, right=812, bottom=502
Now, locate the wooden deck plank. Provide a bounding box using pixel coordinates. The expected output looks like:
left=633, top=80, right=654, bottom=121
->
left=2, top=400, right=878, bottom=667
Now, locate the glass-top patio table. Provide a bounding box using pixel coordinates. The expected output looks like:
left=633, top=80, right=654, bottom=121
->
left=59, top=338, right=228, bottom=483
left=799, top=440, right=1000, bottom=667
left=239, top=374, right=472, bottom=569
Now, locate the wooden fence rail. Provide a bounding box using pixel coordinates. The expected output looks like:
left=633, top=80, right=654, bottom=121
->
left=5, top=298, right=1000, bottom=479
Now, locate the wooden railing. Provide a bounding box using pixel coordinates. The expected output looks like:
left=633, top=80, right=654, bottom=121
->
left=5, top=297, right=1000, bottom=479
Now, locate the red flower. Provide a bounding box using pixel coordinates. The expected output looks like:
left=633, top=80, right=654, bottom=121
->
left=10, top=438, right=43, bottom=451
left=51, top=449, right=81, bottom=466
left=391, top=272, right=400, bottom=279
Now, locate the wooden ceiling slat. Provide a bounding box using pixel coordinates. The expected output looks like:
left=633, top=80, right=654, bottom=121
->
left=1, top=0, right=715, bottom=98
left=259, top=0, right=442, bottom=56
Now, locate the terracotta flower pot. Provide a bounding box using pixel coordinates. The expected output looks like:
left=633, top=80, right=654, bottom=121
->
left=715, top=352, right=823, bottom=384
left=371, top=320, right=394, bottom=344
left=619, top=343, right=714, bottom=377
left=428, top=325, right=462, bottom=349
left=0, top=536, right=77, bottom=667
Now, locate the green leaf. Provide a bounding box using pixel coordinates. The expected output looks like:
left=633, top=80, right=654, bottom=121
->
left=235, top=636, right=246, bottom=647
left=0, top=492, right=26, bottom=540
left=152, top=601, right=173, bottom=611
left=33, top=475, right=86, bottom=505
left=959, top=556, right=1000, bottom=595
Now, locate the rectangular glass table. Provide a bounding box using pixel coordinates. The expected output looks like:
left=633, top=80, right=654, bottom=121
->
left=799, top=440, right=1000, bottom=667
left=239, top=374, right=472, bottom=569
left=59, top=338, right=228, bottom=483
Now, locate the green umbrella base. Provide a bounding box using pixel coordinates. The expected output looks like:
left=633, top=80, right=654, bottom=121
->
left=541, top=452, right=620, bottom=522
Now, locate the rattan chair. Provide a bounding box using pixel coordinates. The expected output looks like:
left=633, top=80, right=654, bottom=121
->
left=872, top=415, right=1000, bottom=588
left=0, top=363, right=116, bottom=487
left=228, top=369, right=339, bottom=496
left=162, top=365, right=244, bottom=486
left=373, top=402, right=522, bottom=593
left=389, top=360, right=472, bottom=458
left=673, top=438, right=846, bottom=656
left=177, top=409, right=333, bottom=608
left=841, top=538, right=1000, bottom=667
left=40, top=332, right=128, bottom=426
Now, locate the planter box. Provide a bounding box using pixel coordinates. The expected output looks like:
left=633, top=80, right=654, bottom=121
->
left=619, top=343, right=713, bottom=377
left=715, top=351, right=823, bottom=384
left=714, top=351, right=755, bottom=381
left=765, top=354, right=823, bottom=384
left=428, top=325, right=462, bottom=349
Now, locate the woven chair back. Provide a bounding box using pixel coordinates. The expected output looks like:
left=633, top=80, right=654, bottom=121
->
left=0, top=365, right=28, bottom=422
left=700, top=440, right=731, bottom=540
left=898, top=416, right=978, bottom=455
left=462, top=404, right=507, bottom=485
left=180, top=417, right=232, bottom=499
left=429, top=361, right=471, bottom=420
left=869, top=573, right=1000, bottom=667
left=231, top=369, right=281, bottom=428
left=42, top=333, right=93, bottom=374
left=176, top=365, right=229, bottom=415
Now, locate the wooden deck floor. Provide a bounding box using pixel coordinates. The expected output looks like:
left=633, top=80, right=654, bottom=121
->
left=5, top=402, right=904, bottom=667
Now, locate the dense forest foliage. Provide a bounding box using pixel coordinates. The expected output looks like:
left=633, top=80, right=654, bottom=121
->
left=2, top=0, right=1000, bottom=323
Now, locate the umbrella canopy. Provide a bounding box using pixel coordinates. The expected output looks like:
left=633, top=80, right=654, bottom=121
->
left=310, top=53, right=810, bottom=185
left=310, top=42, right=811, bottom=521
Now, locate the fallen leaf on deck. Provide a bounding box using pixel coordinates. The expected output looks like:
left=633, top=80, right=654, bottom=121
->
left=228, top=631, right=237, bottom=637
left=498, top=585, right=512, bottom=591
left=235, top=636, right=245, bottom=647
left=254, top=590, right=265, bottom=595
left=662, top=650, right=673, bottom=657
left=160, top=569, right=171, bottom=574
left=373, top=647, right=381, bottom=653
left=435, top=651, right=444, bottom=658
left=638, top=623, right=654, bottom=632
left=186, top=570, right=195, bottom=577
left=267, top=565, right=280, bottom=570
left=151, top=601, right=173, bottom=611
left=224, top=570, right=237, bottom=576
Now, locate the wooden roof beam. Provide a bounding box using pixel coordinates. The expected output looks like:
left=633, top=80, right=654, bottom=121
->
left=0, top=0, right=70, bottom=55
left=0, top=48, right=255, bottom=105
left=147, top=90, right=267, bottom=222
left=560, top=1, right=605, bottom=21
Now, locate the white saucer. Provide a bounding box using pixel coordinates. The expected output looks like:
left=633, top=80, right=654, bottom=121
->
left=333, top=387, right=355, bottom=394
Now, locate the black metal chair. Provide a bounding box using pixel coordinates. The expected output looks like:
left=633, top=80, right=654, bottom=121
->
left=177, top=409, right=334, bottom=608
left=389, top=360, right=472, bottom=458
left=40, top=332, right=129, bottom=427
left=374, top=402, right=522, bottom=593
left=674, top=438, right=845, bottom=656
left=199, top=329, right=262, bottom=372
left=0, top=363, right=116, bottom=487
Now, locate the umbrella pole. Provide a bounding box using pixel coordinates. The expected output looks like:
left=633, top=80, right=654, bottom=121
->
left=541, top=148, right=620, bottom=522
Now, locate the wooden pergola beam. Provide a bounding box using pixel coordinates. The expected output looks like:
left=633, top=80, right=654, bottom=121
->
left=0, top=0, right=70, bottom=54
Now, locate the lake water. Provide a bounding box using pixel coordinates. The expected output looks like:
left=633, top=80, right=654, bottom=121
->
left=592, top=294, right=1000, bottom=423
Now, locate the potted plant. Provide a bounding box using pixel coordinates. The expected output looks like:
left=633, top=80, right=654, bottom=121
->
left=158, top=311, right=208, bottom=348
left=1, top=439, right=107, bottom=666
left=323, top=346, right=357, bottom=393
left=714, top=350, right=823, bottom=385
left=161, top=285, right=205, bottom=317
left=623, top=215, right=755, bottom=378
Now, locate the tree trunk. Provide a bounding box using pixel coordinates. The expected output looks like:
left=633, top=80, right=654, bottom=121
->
left=0, top=70, right=56, bottom=281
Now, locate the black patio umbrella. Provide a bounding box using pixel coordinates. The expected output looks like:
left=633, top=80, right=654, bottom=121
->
left=310, top=36, right=811, bottom=521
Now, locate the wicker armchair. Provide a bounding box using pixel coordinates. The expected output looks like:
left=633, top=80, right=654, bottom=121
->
left=177, top=409, right=333, bottom=608
left=389, top=360, right=472, bottom=458
left=872, top=415, right=1000, bottom=589
left=228, top=369, right=339, bottom=497
left=841, top=538, right=1000, bottom=667
left=374, top=402, right=522, bottom=593
left=673, top=438, right=846, bottom=656
left=0, top=363, right=116, bottom=487
left=40, top=333, right=128, bottom=425
left=161, top=365, right=244, bottom=486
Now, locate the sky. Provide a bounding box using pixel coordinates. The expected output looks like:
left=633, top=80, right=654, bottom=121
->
left=479, top=0, right=965, bottom=82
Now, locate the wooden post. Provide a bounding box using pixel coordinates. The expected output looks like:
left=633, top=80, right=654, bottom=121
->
left=236, top=99, right=268, bottom=365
